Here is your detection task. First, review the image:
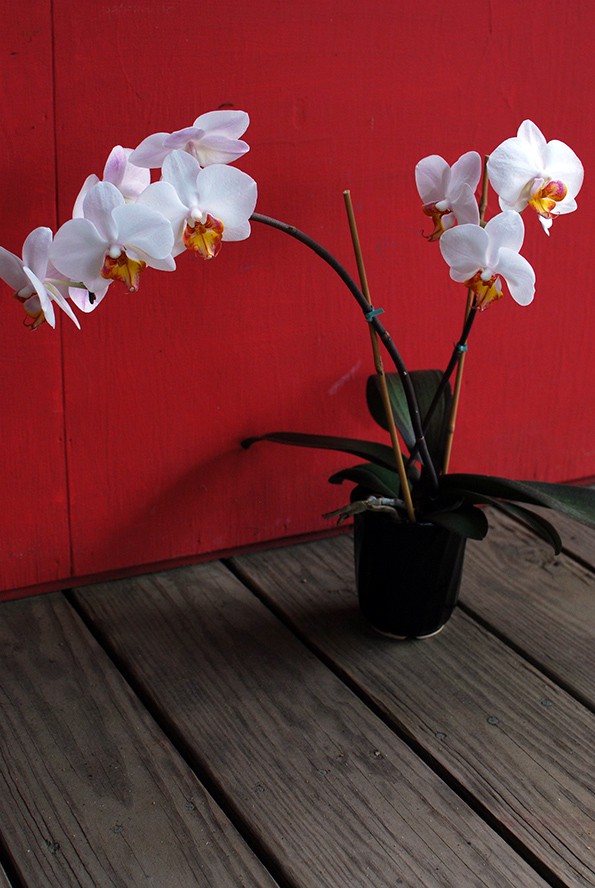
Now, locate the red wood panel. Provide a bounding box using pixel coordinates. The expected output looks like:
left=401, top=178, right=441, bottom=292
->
left=1, top=0, right=594, bottom=597
left=0, top=2, right=71, bottom=594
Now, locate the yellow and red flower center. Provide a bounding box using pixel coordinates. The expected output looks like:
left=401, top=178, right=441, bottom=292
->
left=464, top=271, right=503, bottom=310
left=421, top=201, right=452, bottom=242
left=183, top=214, right=225, bottom=259
left=101, top=248, right=146, bottom=292
left=528, top=179, right=567, bottom=219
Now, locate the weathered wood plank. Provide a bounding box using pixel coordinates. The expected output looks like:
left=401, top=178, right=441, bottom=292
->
left=551, top=511, right=595, bottom=567
left=0, top=594, right=278, bottom=888
left=0, top=863, right=12, bottom=887
left=462, top=511, right=595, bottom=706
left=73, top=563, right=549, bottom=888
left=230, top=532, right=595, bottom=888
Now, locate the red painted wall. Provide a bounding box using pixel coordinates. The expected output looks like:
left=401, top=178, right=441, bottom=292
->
left=1, top=0, right=594, bottom=599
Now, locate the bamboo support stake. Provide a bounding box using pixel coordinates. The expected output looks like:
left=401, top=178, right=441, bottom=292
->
left=343, top=190, right=416, bottom=523
left=442, top=155, right=489, bottom=474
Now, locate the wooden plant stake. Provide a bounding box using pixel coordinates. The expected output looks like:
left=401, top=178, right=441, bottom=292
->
left=343, top=190, right=416, bottom=523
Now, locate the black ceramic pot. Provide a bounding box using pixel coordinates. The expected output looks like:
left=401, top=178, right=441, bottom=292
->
left=353, top=511, right=467, bottom=639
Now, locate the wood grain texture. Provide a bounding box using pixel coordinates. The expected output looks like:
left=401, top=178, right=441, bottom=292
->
left=229, top=526, right=595, bottom=887
left=72, top=562, right=549, bottom=887
left=0, top=594, right=278, bottom=887
left=462, top=511, right=595, bottom=706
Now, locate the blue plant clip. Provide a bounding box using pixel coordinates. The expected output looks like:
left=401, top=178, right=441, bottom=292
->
left=365, top=307, right=385, bottom=322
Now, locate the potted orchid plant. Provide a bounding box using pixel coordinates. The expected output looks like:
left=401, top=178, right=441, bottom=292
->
left=1, top=112, right=593, bottom=639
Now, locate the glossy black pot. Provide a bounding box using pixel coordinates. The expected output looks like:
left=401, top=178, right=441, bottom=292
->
left=353, top=511, right=466, bottom=639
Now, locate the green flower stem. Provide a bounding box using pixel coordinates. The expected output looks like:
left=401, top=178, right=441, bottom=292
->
left=440, top=154, right=490, bottom=471
left=251, top=211, right=439, bottom=493
left=406, top=305, right=478, bottom=467
left=442, top=289, right=474, bottom=473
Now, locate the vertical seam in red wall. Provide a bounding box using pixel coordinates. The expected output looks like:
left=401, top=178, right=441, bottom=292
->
left=50, top=0, right=75, bottom=579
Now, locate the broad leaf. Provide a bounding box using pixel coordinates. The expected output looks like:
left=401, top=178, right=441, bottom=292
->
left=439, top=483, right=563, bottom=552
left=440, top=474, right=595, bottom=529
left=366, top=370, right=452, bottom=470
left=424, top=504, right=488, bottom=539
left=497, top=502, right=562, bottom=554
left=328, top=463, right=401, bottom=498
left=242, top=432, right=398, bottom=471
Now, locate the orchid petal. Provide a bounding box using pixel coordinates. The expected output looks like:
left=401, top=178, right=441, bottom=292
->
left=82, top=182, right=123, bottom=242
left=544, top=140, right=584, bottom=195
left=69, top=286, right=109, bottom=312
left=439, top=224, right=487, bottom=281
left=517, top=120, right=548, bottom=160
left=50, top=218, right=107, bottom=291
left=128, top=132, right=169, bottom=168
left=73, top=174, right=100, bottom=218
left=451, top=183, right=480, bottom=226
left=495, top=249, right=535, bottom=305
left=0, top=246, right=27, bottom=291
left=136, top=181, right=187, bottom=246
left=103, top=146, right=128, bottom=186
left=484, top=211, right=525, bottom=263
left=139, top=253, right=176, bottom=272
left=163, top=127, right=203, bottom=151
left=221, top=220, right=252, bottom=242
left=112, top=203, right=174, bottom=261
left=162, top=150, right=201, bottom=210
left=22, top=227, right=52, bottom=279
left=189, top=132, right=250, bottom=167
left=104, top=146, right=150, bottom=200
left=488, top=140, right=540, bottom=207
left=23, top=265, right=55, bottom=327
left=415, top=155, right=450, bottom=203
left=193, top=110, right=250, bottom=139
left=45, top=282, right=81, bottom=329
left=194, top=165, right=258, bottom=233
left=449, top=151, right=482, bottom=197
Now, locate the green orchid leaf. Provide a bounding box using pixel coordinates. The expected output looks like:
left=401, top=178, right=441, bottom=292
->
left=328, top=463, right=401, bottom=498
left=366, top=370, right=452, bottom=470
left=424, top=504, right=489, bottom=540
left=497, top=502, right=562, bottom=554
left=438, top=483, right=563, bottom=552
left=241, top=432, right=398, bottom=471
left=440, top=474, right=595, bottom=529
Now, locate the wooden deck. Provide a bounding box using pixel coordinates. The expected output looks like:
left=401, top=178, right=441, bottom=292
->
left=0, top=508, right=593, bottom=887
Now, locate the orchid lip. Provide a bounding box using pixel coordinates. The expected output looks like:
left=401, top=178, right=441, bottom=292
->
left=101, top=249, right=147, bottom=291
left=183, top=214, right=225, bottom=259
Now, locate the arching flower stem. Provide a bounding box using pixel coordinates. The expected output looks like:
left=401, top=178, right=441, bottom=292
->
left=250, top=211, right=439, bottom=494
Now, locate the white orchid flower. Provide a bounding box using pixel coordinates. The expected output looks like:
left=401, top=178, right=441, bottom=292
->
left=73, top=146, right=150, bottom=217
left=439, top=211, right=535, bottom=308
left=129, top=110, right=250, bottom=170
left=488, top=120, right=583, bottom=235
left=415, top=151, right=481, bottom=241
left=0, top=227, right=80, bottom=329
left=50, top=181, right=175, bottom=306
left=137, top=149, right=257, bottom=259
